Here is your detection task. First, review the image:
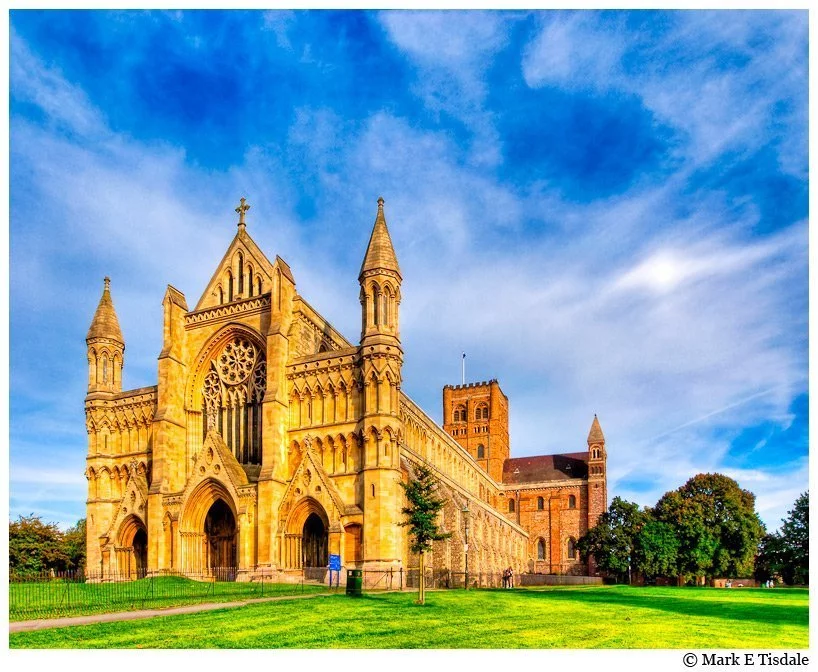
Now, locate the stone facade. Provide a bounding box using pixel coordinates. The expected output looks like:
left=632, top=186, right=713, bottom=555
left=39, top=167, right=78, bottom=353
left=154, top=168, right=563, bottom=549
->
left=84, top=198, right=607, bottom=580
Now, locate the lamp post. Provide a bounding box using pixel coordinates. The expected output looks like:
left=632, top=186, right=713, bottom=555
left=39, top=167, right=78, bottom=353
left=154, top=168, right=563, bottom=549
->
left=462, top=503, right=470, bottom=590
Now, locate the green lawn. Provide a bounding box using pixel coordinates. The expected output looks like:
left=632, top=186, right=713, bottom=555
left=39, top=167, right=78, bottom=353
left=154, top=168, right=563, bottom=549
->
left=9, top=574, right=328, bottom=621
left=9, top=586, right=809, bottom=649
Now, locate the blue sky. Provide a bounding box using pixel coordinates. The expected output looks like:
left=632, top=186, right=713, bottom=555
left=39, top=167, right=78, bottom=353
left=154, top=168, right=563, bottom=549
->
left=9, top=10, right=808, bottom=532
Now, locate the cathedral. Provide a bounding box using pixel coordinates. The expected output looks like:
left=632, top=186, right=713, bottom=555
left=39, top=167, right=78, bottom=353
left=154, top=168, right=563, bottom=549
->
left=84, top=198, right=608, bottom=581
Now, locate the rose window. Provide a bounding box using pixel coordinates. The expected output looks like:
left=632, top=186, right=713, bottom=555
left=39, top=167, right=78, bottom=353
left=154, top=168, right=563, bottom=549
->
left=217, top=337, right=256, bottom=385
left=202, top=336, right=264, bottom=465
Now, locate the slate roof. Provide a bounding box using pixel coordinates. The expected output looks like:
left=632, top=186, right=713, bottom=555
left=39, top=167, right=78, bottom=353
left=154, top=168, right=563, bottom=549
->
left=502, top=452, right=589, bottom=484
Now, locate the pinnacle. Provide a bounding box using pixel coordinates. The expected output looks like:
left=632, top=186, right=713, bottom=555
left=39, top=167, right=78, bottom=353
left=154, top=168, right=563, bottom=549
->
left=359, top=197, right=401, bottom=280
left=87, top=276, right=124, bottom=344
left=587, top=414, right=605, bottom=444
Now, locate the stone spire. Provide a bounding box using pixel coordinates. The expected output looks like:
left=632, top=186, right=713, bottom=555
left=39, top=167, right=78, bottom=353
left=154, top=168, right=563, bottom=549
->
left=587, top=414, right=605, bottom=444
left=359, top=197, right=401, bottom=281
left=87, top=277, right=124, bottom=345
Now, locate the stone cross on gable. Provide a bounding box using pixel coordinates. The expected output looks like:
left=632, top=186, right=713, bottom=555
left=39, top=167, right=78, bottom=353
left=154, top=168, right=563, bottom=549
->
left=235, top=197, right=251, bottom=228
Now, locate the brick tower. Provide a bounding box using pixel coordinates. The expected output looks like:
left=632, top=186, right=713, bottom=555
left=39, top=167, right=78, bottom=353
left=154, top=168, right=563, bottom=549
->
left=442, top=379, right=509, bottom=482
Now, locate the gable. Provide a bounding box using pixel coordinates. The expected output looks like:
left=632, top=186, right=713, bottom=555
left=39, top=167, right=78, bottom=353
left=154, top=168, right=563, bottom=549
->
left=278, top=437, right=351, bottom=528
left=194, top=229, right=278, bottom=311
left=101, top=462, right=149, bottom=543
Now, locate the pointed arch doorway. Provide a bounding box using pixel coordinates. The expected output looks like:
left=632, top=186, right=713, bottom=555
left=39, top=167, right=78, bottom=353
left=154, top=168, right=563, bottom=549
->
left=284, top=497, right=330, bottom=575
left=302, top=512, right=328, bottom=569
left=205, top=499, right=237, bottom=580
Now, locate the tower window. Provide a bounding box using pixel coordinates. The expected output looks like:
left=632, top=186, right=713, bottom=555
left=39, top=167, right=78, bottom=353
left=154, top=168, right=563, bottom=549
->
left=508, top=499, right=515, bottom=513
left=475, top=404, right=488, bottom=420
left=537, top=538, right=545, bottom=560
left=454, top=405, right=466, bottom=423
left=477, top=444, right=485, bottom=459
left=537, top=496, right=544, bottom=511
left=568, top=537, right=577, bottom=560
left=568, top=495, right=576, bottom=509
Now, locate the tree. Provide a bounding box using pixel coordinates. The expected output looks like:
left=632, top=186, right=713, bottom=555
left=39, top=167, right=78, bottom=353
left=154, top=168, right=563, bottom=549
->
left=633, top=518, right=680, bottom=580
left=779, top=492, right=808, bottom=585
left=62, top=518, right=87, bottom=572
left=399, top=462, right=451, bottom=604
left=9, top=514, right=70, bottom=575
left=577, top=497, right=645, bottom=583
left=653, top=473, right=764, bottom=581
left=755, top=492, right=808, bottom=585
left=754, top=533, right=785, bottom=583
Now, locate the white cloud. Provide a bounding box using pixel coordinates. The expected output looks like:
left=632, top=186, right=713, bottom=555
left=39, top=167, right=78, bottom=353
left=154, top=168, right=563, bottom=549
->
left=521, top=11, right=808, bottom=171
left=10, top=29, right=109, bottom=140
left=522, top=13, right=625, bottom=90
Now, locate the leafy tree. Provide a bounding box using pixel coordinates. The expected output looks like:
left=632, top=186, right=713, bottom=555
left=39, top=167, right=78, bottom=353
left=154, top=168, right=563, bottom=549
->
left=754, top=533, right=785, bottom=583
left=399, top=462, right=451, bottom=604
left=633, top=518, right=680, bottom=579
left=653, top=473, right=764, bottom=581
left=62, top=518, right=87, bottom=572
left=755, top=492, right=808, bottom=585
left=9, top=514, right=70, bottom=575
left=578, top=497, right=645, bottom=583
left=779, top=492, right=808, bottom=585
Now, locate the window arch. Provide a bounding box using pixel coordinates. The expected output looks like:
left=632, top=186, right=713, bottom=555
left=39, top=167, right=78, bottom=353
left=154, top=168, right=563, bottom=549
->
left=537, top=496, right=544, bottom=510
left=568, top=495, right=576, bottom=509
left=237, top=252, right=244, bottom=295
left=227, top=270, right=234, bottom=302
left=475, top=403, right=489, bottom=420
left=201, top=334, right=265, bottom=465
left=477, top=444, right=485, bottom=459
left=567, top=537, right=577, bottom=560
left=454, top=405, right=466, bottom=423
left=537, top=538, right=546, bottom=560
left=508, top=499, right=515, bottom=513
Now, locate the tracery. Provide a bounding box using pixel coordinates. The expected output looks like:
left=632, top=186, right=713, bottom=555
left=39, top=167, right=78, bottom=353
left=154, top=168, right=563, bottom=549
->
left=202, top=336, right=265, bottom=464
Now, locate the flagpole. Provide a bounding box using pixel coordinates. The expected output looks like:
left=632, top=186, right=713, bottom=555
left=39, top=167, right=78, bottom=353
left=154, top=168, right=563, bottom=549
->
left=462, top=352, right=466, bottom=385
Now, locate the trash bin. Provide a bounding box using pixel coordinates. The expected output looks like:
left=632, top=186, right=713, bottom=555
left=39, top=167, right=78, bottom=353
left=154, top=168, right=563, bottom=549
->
left=346, top=569, right=363, bottom=596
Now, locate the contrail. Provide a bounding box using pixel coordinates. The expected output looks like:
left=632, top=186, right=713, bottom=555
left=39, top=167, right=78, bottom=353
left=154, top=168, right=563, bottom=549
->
left=645, top=384, right=790, bottom=444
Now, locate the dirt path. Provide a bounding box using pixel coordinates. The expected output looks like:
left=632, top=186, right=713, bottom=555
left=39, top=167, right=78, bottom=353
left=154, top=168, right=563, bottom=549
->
left=9, top=591, right=333, bottom=634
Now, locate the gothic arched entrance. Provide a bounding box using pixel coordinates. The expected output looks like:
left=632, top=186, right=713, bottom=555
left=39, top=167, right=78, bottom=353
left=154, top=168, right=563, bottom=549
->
left=204, top=499, right=237, bottom=579
left=302, top=512, right=328, bottom=569
left=116, top=515, right=148, bottom=579
left=132, top=528, right=148, bottom=578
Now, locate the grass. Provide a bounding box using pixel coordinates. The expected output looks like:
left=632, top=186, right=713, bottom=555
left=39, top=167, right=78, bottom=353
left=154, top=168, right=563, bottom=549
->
left=9, top=585, right=809, bottom=649
left=9, top=574, right=329, bottom=621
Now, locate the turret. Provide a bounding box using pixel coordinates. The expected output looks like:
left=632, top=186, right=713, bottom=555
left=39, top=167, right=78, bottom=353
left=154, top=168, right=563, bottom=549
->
left=587, top=414, right=607, bottom=528
left=359, top=197, right=401, bottom=347
left=86, top=277, right=124, bottom=395
left=357, top=197, right=404, bottom=572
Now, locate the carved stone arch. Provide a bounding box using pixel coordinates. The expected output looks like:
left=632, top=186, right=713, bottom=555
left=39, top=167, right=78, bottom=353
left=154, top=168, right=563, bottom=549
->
left=179, top=477, right=240, bottom=535
left=246, top=260, right=254, bottom=297
left=97, top=467, right=112, bottom=499
left=185, top=322, right=266, bottom=409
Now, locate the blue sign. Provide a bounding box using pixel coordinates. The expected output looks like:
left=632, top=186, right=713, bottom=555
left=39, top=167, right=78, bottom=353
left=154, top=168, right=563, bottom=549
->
left=329, top=554, right=341, bottom=571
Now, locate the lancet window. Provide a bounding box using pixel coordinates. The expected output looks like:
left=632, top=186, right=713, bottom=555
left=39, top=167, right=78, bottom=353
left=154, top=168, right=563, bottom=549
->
left=201, top=336, right=266, bottom=464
